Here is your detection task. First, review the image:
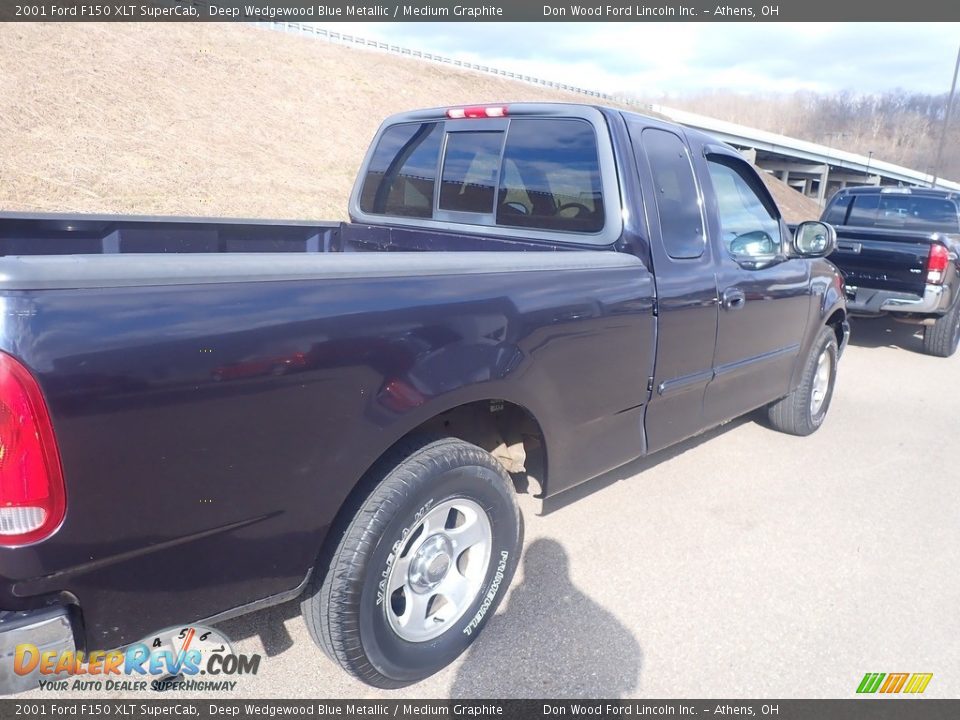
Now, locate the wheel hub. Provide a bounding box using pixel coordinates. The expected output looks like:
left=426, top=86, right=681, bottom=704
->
left=383, top=497, right=493, bottom=643
left=407, top=534, right=453, bottom=592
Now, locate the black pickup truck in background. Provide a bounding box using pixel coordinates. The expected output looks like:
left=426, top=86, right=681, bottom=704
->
left=823, top=186, right=960, bottom=356
left=0, top=103, right=846, bottom=692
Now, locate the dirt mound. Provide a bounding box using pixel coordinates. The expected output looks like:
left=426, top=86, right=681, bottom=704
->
left=758, top=171, right=823, bottom=223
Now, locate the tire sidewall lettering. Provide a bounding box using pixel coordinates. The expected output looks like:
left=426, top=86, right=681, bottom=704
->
left=463, top=549, right=509, bottom=636
left=359, top=462, right=520, bottom=682
left=376, top=498, right=435, bottom=607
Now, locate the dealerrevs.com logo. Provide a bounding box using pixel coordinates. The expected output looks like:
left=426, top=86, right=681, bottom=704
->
left=16, top=625, right=261, bottom=692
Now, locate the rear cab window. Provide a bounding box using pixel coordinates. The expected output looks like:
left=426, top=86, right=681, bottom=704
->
left=358, top=123, right=443, bottom=218
left=351, top=107, right=619, bottom=245
left=829, top=191, right=960, bottom=232
left=822, top=194, right=852, bottom=225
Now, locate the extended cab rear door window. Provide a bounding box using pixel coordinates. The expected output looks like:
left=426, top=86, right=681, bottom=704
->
left=640, top=129, right=706, bottom=259
left=358, top=122, right=443, bottom=218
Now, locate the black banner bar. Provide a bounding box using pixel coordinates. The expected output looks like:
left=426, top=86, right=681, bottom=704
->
left=2, top=0, right=960, bottom=22
left=0, top=700, right=959, bottom=720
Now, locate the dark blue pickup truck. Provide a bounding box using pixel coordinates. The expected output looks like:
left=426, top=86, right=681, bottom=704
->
left=0, top=103, right=847, bottom=691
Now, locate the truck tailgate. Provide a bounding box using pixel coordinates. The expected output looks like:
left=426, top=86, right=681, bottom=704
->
left=829, top=227, right=934, bottom=296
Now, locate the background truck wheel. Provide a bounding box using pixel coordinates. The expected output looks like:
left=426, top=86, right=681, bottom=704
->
left=301, top=437, right=522, bottom=689
left=767, top=326, right=838, bottom=437
left=922, top=302, right=960, bottom=357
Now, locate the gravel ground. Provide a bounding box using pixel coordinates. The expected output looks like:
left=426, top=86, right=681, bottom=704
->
left=21, top=316, right=959, bottom=700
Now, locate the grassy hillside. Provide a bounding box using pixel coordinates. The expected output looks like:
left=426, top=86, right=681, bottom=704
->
left=0, top=23, right=821, bottom=223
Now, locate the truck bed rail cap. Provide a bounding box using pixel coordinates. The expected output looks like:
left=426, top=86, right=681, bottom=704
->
left=0, top=251, right=643, bottom=290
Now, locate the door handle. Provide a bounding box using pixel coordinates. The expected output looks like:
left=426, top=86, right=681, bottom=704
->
left=722, top=287, right=746, bottom=310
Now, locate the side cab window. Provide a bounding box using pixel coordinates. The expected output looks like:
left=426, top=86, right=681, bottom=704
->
left=705, top=155, right=783, bottom=260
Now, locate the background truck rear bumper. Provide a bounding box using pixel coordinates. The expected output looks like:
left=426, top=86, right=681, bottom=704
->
left=0, top=608, right=74, bottom=694
left=846, top=284, right=948, bottom=316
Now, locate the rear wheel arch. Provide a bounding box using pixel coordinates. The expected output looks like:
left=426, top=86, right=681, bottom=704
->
left=311, top=398, right=547, bottom=584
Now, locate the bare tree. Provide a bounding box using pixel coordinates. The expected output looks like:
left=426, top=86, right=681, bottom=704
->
left=644, top=90, right=960, bottom=182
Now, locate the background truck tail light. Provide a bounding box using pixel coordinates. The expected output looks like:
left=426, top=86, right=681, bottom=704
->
left=0, top=353, right=65, bottom=545
left=927, top=244, right=950, bottom=284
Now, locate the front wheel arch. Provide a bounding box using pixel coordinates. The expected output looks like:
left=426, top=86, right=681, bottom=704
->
left=768, top=325, right=840, bottom=436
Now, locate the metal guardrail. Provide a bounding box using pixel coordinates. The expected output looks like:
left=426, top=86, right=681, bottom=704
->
left=260, top=21, right=654, bottom=107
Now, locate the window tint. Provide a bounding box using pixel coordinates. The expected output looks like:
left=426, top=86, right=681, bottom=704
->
left=439, top=131, right=504, bottom=214
left=823, top=194, right=852, bottom=225
left=842, top=192, right=960, bottom=231
left=496, top=119, right=604, bottom=233
left=641, top=129, right=705, bottom=259
left=359, top=123, right=442, bottom=218
left=846, top=194, right=879, bottom=226
left=706, top=157, right=782, bottom=257
left=874, top=195, right=959, bottom=232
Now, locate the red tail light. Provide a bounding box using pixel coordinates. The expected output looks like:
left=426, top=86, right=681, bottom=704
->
left=927, top=244, right=950, bottom=284
left=0, top=353, right=65, bottom=546
left=446, top=105, right=508, bottom=119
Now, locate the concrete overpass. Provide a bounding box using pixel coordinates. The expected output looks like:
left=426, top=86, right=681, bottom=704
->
left=652, top=105, right=960, bottom=205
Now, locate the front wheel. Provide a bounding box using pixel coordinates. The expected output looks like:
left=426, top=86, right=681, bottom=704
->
left=767, top=326, right=839, bottom=436
left=922, top=301, right=960, bottom=357
left=301, top=437, right=522, bottom=688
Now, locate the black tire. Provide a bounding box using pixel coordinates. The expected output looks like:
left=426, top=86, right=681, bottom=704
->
left=301, top=437, right=522, bottom=688
left=922, top=301, right=960, bottom=357
left=767, top=326, right=839, bottom=436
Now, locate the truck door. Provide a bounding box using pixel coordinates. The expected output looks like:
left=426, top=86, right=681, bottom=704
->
left=632, top=125, right=720, bottom=454
left=697, top=149, right=813, bottom=425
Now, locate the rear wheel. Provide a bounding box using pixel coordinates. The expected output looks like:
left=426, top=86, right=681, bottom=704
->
left=767, top=326, right=838, bottom=436
left=922, top=301, right=960, bottom=357
left=301, top=437, right=522, bottom=688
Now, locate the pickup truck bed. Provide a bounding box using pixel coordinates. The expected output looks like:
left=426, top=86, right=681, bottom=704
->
left=0, top=213, right=654, bottom=650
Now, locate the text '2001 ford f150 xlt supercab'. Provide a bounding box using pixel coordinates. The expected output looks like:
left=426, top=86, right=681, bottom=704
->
left=0, top=103, right=847, bottom=691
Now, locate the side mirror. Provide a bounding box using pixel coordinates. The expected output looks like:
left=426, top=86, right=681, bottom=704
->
left=730, top=230, right=778, bottom=258
left=792, top=221, right=837, bottom=257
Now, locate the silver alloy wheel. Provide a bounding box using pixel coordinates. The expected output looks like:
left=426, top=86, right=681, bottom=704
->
left=810, top=348, right=832, bottom=416
left=384, top=498, right=492, bottom=643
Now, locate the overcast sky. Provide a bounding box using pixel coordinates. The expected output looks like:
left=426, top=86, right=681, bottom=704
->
left=315, top=23, right=960, bottom=96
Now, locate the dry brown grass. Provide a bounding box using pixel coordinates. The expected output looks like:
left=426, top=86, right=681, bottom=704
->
left=0, top=23, right=821, bottom=224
